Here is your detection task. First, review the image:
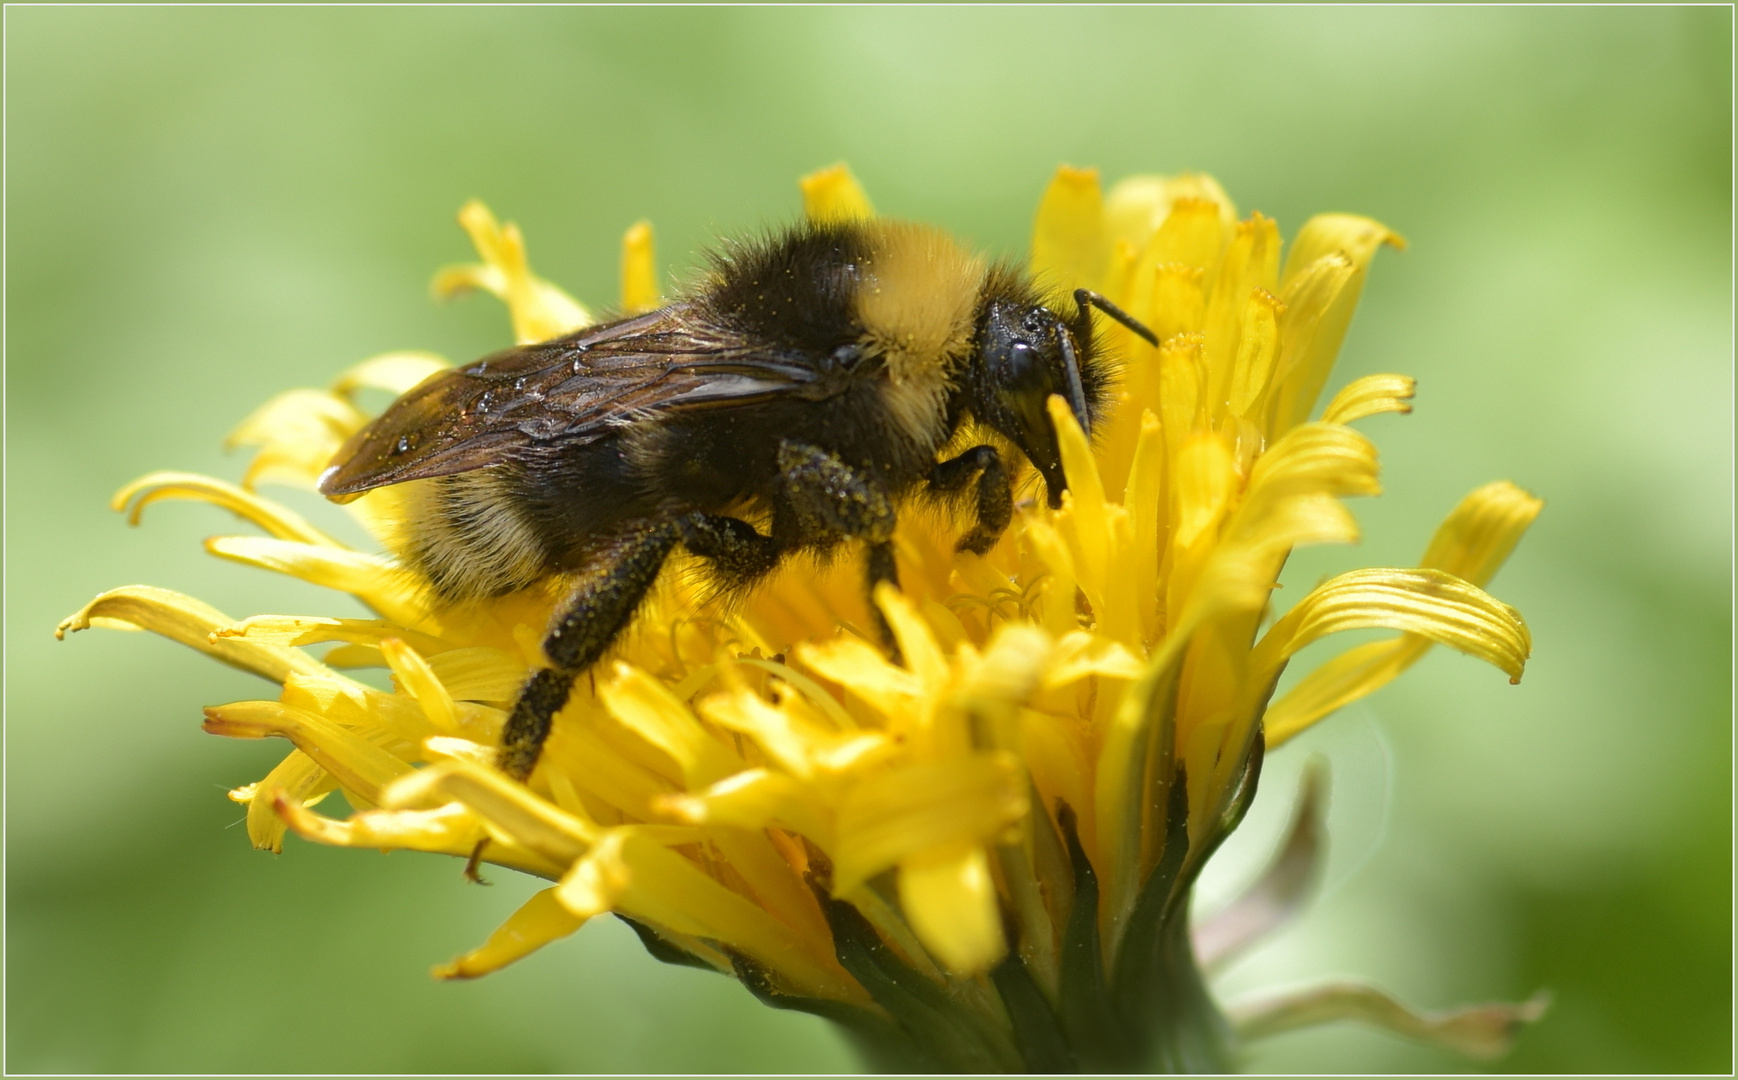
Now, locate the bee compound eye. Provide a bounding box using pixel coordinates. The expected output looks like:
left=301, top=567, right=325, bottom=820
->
left=998, top=340, right=1044, bottom=387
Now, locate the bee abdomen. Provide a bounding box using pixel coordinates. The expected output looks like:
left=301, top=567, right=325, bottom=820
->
left=398, top=469, right=551, bottom=601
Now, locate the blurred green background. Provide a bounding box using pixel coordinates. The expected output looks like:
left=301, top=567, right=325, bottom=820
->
left=6, top=7, right=1730, bottom=1073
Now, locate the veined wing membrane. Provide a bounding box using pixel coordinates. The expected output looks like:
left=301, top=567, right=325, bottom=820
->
left=318, top=306, right=821, bottom=497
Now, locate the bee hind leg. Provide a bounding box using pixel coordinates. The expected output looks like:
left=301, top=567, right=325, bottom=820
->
left=678, top=513, right=787, bottom=592
left=775, top=440, right=902, bottom=661
left=498, top=519, right=682, bottom=782
left=928, top=445, right=1010, bottom=555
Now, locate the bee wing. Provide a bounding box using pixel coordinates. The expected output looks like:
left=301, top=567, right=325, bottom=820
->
left=318, top=305, right=824, bottom=497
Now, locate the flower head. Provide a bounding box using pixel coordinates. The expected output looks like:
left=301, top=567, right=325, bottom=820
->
left=60, top=165, right=1543, bottom=1072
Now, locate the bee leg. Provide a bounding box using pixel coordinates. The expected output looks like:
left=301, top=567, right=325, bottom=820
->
left=677, top=513, right=786, bottom=592
left=774, top=440, right=902, bottom=658
left=498, top=519, right=682, bottom=782
left=928, top=445, right=1010, bottom=555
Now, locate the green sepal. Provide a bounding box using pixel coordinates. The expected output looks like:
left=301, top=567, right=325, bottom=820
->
left=617, top=913, right=718, bottom=972
left=1054, top=804, right=1137, bottom=1071
left=817, top=890, right=1024, bottom=1073
left=727, top=950, right=931, bottom=1073
left=988, top=948, right=1076, bottom=1073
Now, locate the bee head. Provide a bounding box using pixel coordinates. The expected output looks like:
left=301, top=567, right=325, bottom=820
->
left=970, top=295, right=1109, bottom=509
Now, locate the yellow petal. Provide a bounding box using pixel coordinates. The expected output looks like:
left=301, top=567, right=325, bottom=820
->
left=214, top=614, right=444, bottom=653
left=1322, top=374, right=1416, bottom=425
left=832, top=752, right=1026, bottom=895
left=240, top=750, right=332, bottom=853
left=225, top=389, right=364, bottom=490
left=1420, top=481, right=1545, bottom=587
left=434, top=888, right=589, bottom=979
left=278, top=796, right=481, bottom=856
left=1042, top=631, right=1144, bottom=689
left=434, top=200, right=591, bottom=344
left=620, top=220, right=660, bottom=314
left=698, top=690, right=818, bottom=779
left=203, top=700, right=414, bottom=803
left=1030, top=165, right=1107, bottom=293
left=1202, top=214, right=1283, bottom=409
left=798, top=629, right=921, bottom=711
left=800, top=163, right=874, bottom=223
left=898, top=842, right=1005, bottom=974
left=1264, top=637, right=1432, bottom=748
left=558, top=831, right=860, bottom=1004
left=1104, top=173, right=1238, bottom=254
left=599, top=664, right=743, bottom=788
left=1281, top=213, right=1408, bottom=289
left=657, top=768, right=830, bottom=843
left=202, top=536, right=424, bottom=624
left=1171, top=431, right=1237, bottom=550
left=875, top=585, right=948, bottom=694
left=379, top=637, right=461, bottom=735
left=1243, top=422, right=1382, bottom=507
left=1226, top=289, right=1286, bottom=421
left=382, top=758, right=597, bottom=862
left=57, top=585, right=332, bottom=684
left=1148, top=197, right=1230, bottom=277
left=426, top=646, right=527, bottom=702
left=1269, top=214, right=1403, bottom=434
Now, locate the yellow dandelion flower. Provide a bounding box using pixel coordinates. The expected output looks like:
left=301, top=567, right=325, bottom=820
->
left=60, top=164, right=1547, bottom=1072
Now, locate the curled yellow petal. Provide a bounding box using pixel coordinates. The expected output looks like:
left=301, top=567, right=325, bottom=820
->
left=1242, top=422, right=1383, bottom=508
left=1253, top=568, right=1531, bottom=700
left=1322, top=374, right=1416, bottom=425
left=278, top=795, right=483, bottom=857
left=113, top=472, right=339, bottom=547
left=214, top=614, right=443, bottom=652
left=1264, top=482, right=1543, bottom=746
left=800, top=163, right=873, bottom=223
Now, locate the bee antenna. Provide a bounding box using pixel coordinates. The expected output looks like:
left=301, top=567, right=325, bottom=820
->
left=1073, top=288, right=1158, bottom=347
left=1056, top=324, right=1090, bottom=426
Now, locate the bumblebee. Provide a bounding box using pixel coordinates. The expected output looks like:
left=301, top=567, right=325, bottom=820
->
left=320, top=219, right=1155, bottom=781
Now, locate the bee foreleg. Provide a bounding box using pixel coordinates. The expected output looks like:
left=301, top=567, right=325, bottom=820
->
left=497, top=519, right=681, bottom=781
left=928, top=445, right=1010, bottom=555
left=677, top=513, right=786, bottom=592
left=775, top=440, right=902, bottom=660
